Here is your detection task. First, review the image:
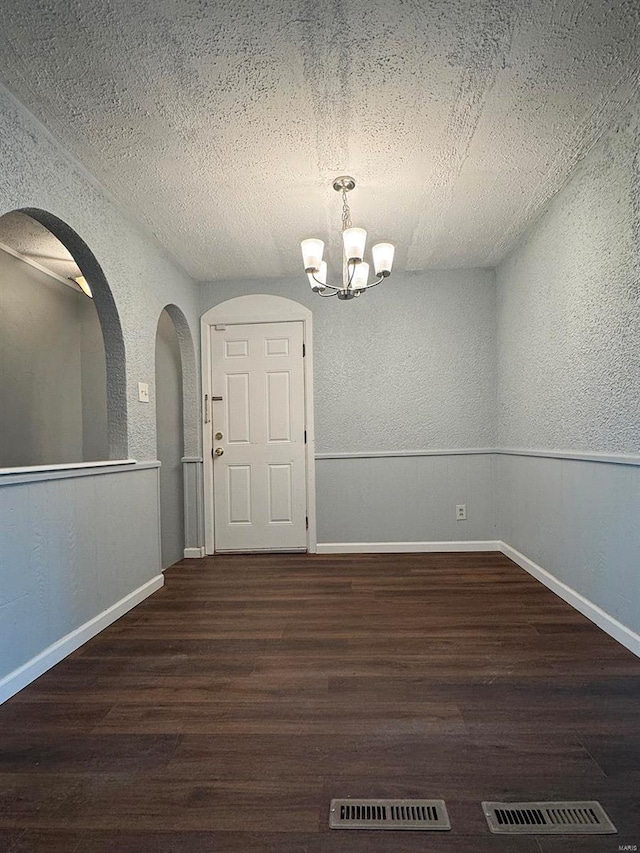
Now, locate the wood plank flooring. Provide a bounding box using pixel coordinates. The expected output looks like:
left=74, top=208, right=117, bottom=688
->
left=1, top=551, right=640, bottom=852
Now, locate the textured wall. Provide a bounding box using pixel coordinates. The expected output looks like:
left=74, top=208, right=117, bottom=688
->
left=0, top=85, right=201, bottom=460
left=201, top=269, right=497, bottom=454
left=0, top=248, right=107, bottom=466
left=156, top=310, right=185, bottom=568
left=496, top=104, right=640, bottom=453
left=495, top=98, right=640, bottom=646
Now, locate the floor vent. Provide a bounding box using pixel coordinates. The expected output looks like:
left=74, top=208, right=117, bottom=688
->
left=483, top=801, right=617, bottom=835
left=330, top=799, right=450, bottom=831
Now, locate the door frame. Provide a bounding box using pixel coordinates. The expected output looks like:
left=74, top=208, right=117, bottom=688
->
left=201, top=295, right=317, bottom=555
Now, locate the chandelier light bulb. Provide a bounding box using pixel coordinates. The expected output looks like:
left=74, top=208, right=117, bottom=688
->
left=301, top=238, right=324, bottom=272
left=308, top=260, right=327, bottom=292
left=342, top=227, right=367, bottom=263
left=350, top=261, right=369, bottom=292
left=372, top=242, right=395, bottom=277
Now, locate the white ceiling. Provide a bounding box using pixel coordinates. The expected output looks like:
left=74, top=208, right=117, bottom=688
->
left=0, top=0, right=638, bottom=281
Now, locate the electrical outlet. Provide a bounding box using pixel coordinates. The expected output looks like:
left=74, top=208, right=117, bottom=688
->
left=456, top=504, right=467, bottom=520
left=138, top=382, right=150, bottom=403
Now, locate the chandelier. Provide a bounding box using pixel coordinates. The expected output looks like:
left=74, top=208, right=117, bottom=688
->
left=301, top=176, right=395, bottom=300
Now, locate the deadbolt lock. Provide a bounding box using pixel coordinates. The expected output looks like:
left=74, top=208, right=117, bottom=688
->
left=215, top=431, right=223, bottom=440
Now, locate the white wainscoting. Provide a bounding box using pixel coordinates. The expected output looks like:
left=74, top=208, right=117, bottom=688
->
left=316, top=452, right=497, bottom=545
left=497, top=451, right=640, bottom=657
left=316, top=448, right=640, bottom=660
left=499, top=541, right=640, bottom=659
left=0, top=462, right=163, bottom=703
left=0, top=575, right=163, bottom=704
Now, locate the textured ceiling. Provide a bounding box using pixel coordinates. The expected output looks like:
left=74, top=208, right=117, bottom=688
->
left=0, top=211, right=81, bottom=280
left=0, top=0, right=638, bottom=281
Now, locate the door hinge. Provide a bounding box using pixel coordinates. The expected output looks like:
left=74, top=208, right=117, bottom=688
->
left=304, top=429, right=307, bottom=444
left=302, top=343, right=306, bottom=357
left=306, top=516, right=309, bottom=529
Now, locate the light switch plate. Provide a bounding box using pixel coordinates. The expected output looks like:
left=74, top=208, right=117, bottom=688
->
left=138, top=382, right=150, bottom=403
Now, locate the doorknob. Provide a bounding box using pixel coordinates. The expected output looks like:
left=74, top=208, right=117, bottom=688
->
left=214, top=447, right=224, bottom=456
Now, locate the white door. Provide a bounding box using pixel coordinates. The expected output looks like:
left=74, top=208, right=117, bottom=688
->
left=210, top=321, right=307, bottom=552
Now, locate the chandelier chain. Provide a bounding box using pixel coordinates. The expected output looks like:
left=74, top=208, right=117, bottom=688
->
left=341, top=189, right=352, bottom=231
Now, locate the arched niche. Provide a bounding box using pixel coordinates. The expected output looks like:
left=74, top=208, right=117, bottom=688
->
left=15, top=207, right=128, bottom=459
left=158, top=303, right=199, bottom=458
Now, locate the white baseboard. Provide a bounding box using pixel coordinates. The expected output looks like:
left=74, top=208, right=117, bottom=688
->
left=184, top=547, right=205, bottom=558
left=316, top=540, right=502, bottom=554
left=499, top=542, right=640, bottom=659
left=0, top=574, right=164, bottom=705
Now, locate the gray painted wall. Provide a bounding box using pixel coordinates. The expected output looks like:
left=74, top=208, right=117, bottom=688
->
left=201, top=269, right=497, bottom=454
left=0, top=248, right=107, bottom=466
left=0, top=84, right=200, bottom=699
left=200, top=270, right=498, bottom=545
left=495, top=100, right=640, bottom=638
left=156, top=310, right=185, bottom=568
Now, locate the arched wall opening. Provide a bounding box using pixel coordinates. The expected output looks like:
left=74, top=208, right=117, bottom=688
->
left=20, top=208, right=128, bottom=460
left=155, top=304, right=199, bottom=567
left=0, top=208, right=127, bottom=466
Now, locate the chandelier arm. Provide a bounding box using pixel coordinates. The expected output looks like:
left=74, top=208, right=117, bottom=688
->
left=346, top=259, right=357, bottom=288
left=311, top=272, right=341, bottom=291
left=318, top=288, right=338, bottom=298
left=362, top=274, right=386, bottom=290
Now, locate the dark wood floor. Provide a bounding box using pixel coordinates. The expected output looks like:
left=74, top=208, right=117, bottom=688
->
left=1, top=552, right=640, bottom=852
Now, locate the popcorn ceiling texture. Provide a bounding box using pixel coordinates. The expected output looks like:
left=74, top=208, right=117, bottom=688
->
left=496, top=99, right=640, bottom=454
left=0, top=85, right=201, bottom=460
left=200, top=269, right=497, bottom=454
left=0, top=0, right=638, bottom=280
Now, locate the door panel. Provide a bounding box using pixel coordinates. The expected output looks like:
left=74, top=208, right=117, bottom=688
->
left=268, top=463, right=293, bottom=523
left=227, top=465, right=252, bottom=524
left=265, top=337, right=289, bottom=356
left=224, top=338, right=250, bottom=358
left=266, top=371, right=291, bottom=442
left=226, top=373, right=251, bottom=443
left=211, top=321, right=306, bottom=552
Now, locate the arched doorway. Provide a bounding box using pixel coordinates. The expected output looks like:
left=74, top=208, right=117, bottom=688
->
left=155, top=304, right=199, bottom=567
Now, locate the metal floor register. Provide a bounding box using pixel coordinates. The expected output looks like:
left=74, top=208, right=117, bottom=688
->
left=329, top=798, right=617, bottom=835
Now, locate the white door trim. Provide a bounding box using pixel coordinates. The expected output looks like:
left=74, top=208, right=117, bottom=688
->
left=201, top=295, right=317, bottom=555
